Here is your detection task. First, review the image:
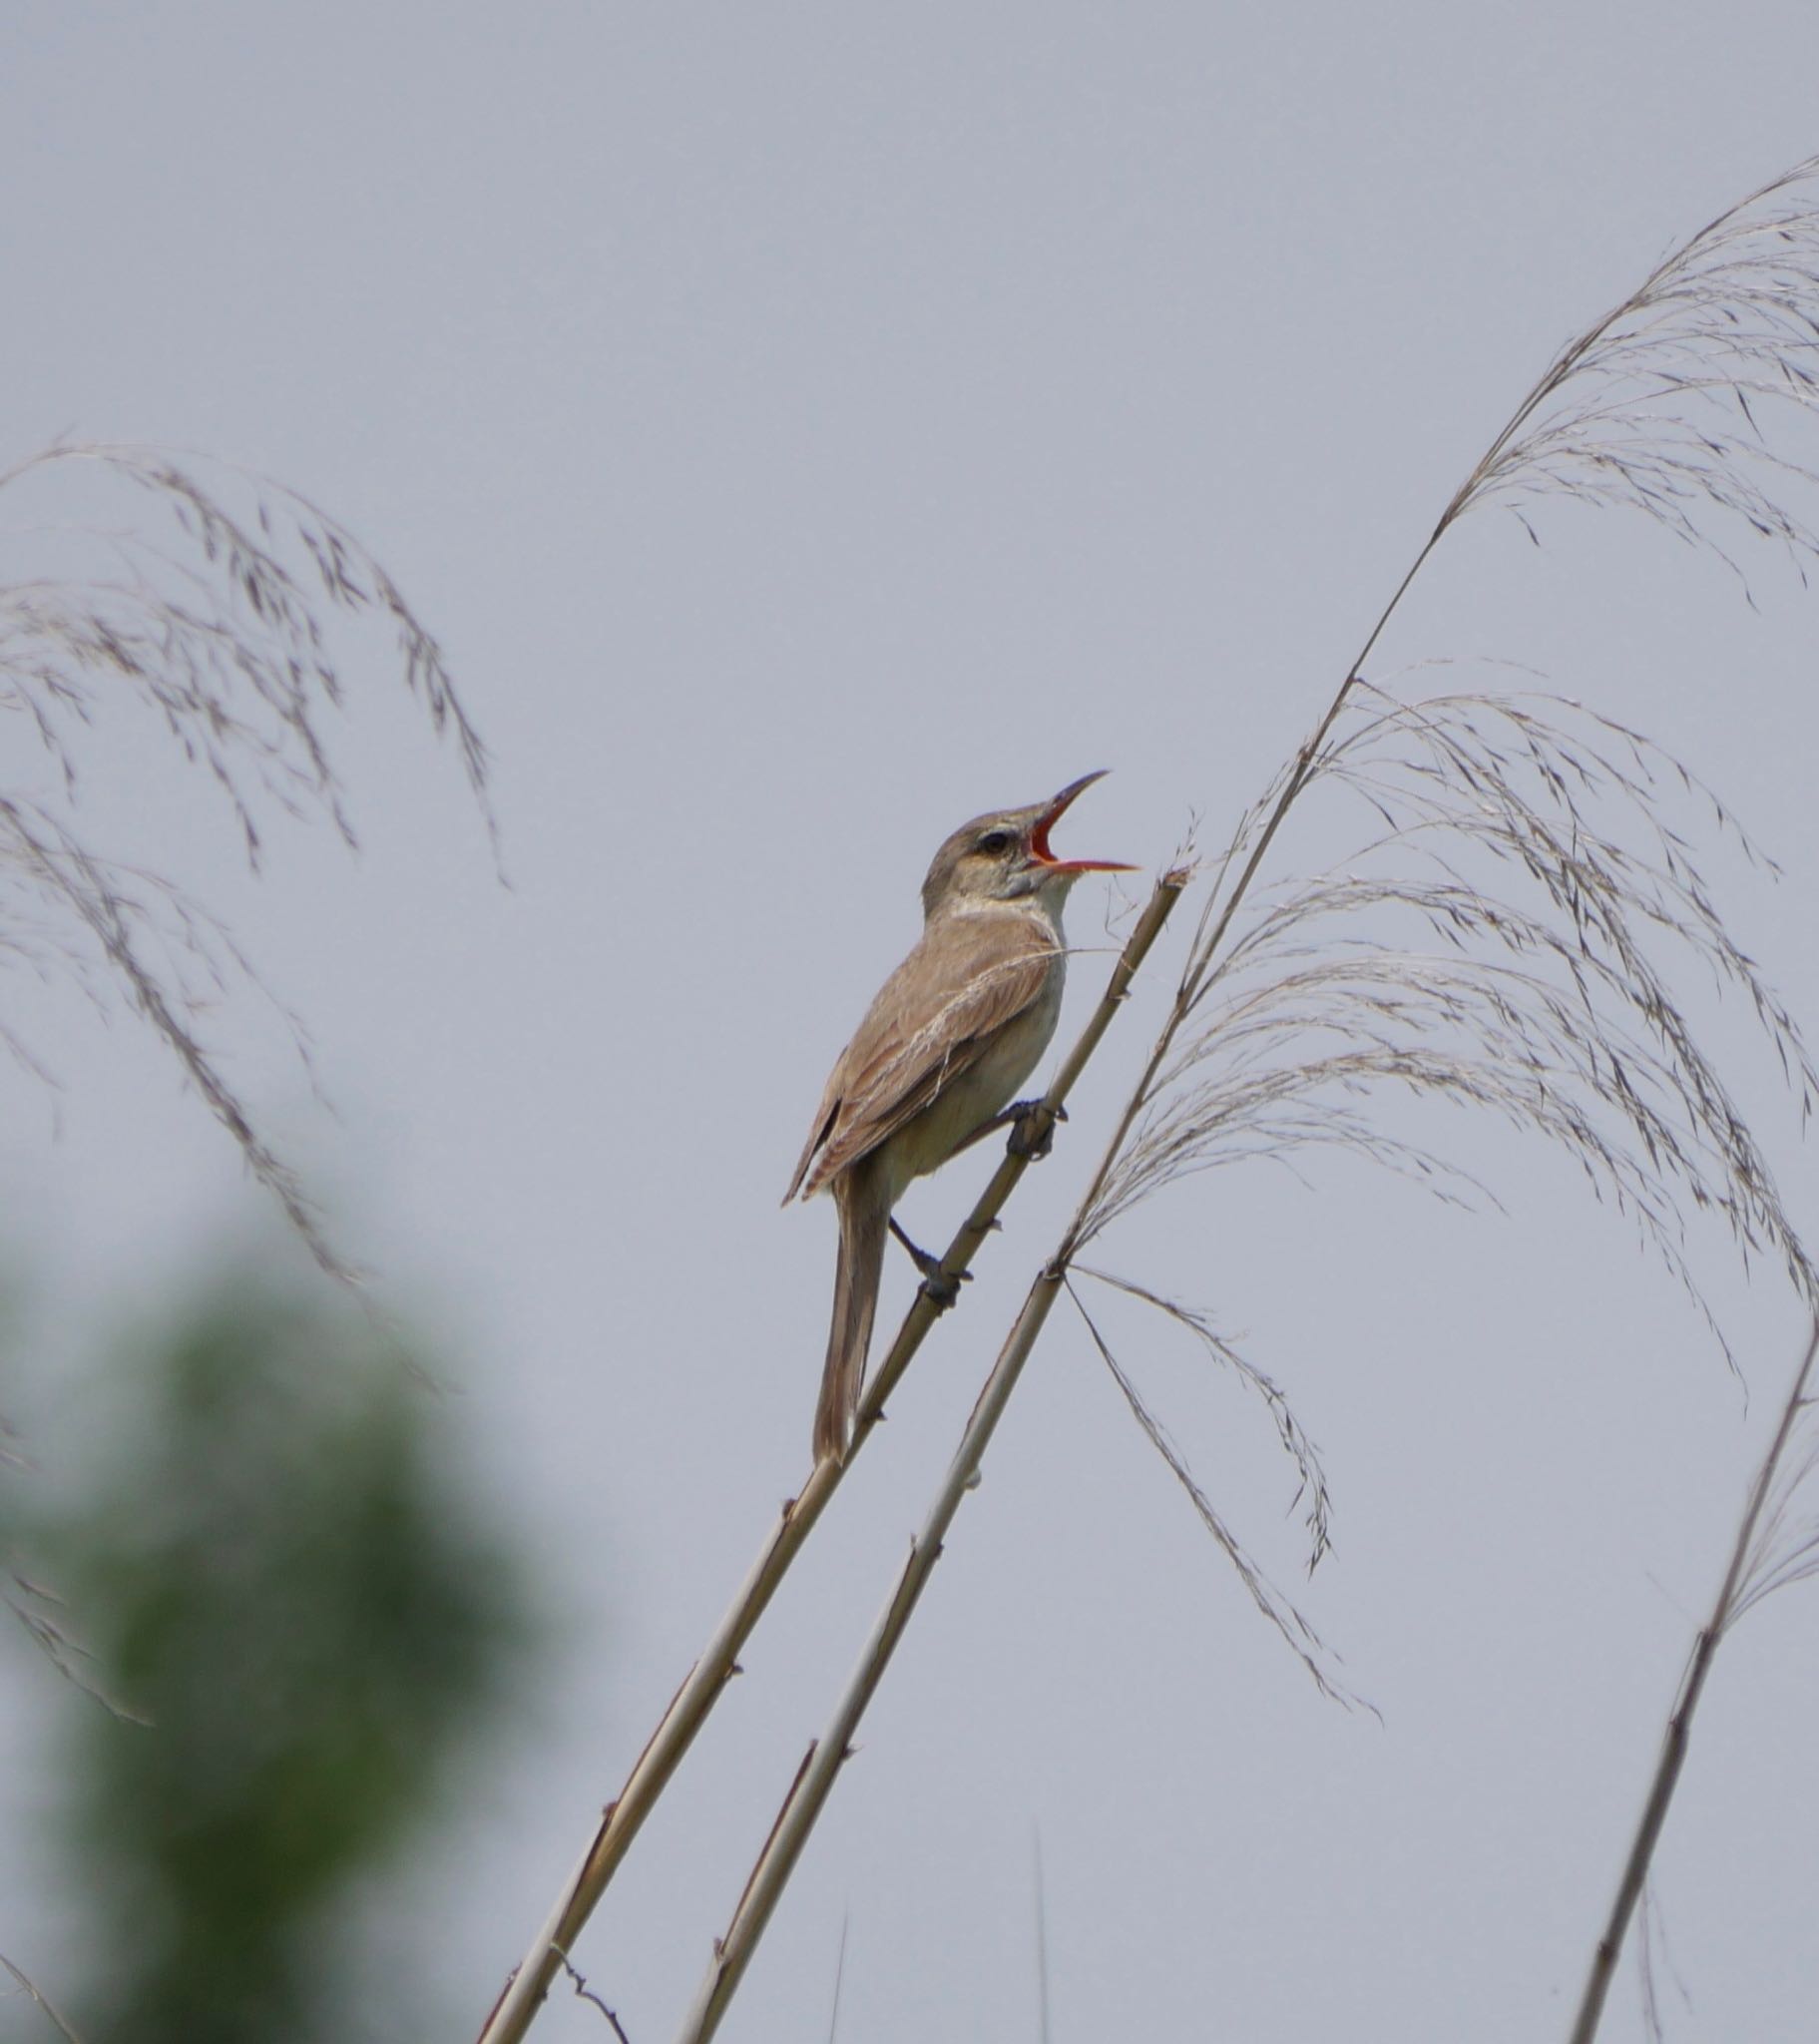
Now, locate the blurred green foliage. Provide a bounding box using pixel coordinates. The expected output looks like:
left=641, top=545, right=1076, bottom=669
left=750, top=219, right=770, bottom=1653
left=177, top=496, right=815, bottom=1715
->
left=12, top=1272, right=540, bottom=2044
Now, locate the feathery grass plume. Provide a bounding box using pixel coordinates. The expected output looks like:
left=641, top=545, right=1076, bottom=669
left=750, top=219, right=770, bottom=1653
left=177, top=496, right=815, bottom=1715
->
left=1447, top=153, right=1819, bottom=584
left=1064, top=676, right=1819, bottom=1706
left=1570, top=1321, right=1819, bottom=2043
left=0, top=440, right=491, bottom=1278
left=1082, top=684, right=1819, bottom=1348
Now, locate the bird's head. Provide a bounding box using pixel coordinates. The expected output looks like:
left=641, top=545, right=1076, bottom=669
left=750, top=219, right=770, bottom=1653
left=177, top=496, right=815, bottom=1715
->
left=920, top=771, right=1135, bottom=918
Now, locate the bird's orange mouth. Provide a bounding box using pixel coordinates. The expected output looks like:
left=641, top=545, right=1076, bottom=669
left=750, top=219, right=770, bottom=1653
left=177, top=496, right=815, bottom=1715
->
left=1031, top=770, right=1137, bottom=873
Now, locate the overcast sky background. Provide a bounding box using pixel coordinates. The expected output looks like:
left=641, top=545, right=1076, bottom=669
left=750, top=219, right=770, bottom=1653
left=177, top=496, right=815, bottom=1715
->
left=4, top=6, right=1819, bottom=2041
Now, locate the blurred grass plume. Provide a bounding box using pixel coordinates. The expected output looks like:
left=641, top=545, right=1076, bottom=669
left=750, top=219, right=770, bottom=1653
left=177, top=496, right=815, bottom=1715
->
left=0, top=441, right=492, bottom=1281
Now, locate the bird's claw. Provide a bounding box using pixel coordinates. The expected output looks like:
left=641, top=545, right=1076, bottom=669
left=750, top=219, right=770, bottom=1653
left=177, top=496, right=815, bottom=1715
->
left=906, top=1238, right=971, bottom=1309
left=1006, top=1098, right=1065, bottom=1161
left=890, top=1218, right=971, bottom=1309
left=918, top=1265, right=970, bottom=1311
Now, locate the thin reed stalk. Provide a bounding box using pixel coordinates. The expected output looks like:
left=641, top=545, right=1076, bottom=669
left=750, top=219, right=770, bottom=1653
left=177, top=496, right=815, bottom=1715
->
left=673, top=1265, right=1074, bottom=2044
left=1569, top=1319, right=1819, bottom=2044
left=472, top=873, right=1186, bottom=2044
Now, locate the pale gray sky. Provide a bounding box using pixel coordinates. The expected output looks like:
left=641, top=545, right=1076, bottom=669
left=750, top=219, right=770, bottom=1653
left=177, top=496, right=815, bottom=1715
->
left=4, top=5, right=1819, bottom=2041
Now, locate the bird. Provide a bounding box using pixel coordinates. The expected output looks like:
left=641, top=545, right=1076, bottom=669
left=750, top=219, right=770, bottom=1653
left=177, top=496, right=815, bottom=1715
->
left=783, top=771, right=1134, bottom=1463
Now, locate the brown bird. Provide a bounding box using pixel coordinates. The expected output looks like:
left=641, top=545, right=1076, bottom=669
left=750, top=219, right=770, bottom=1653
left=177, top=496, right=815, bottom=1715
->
left=784, top=772, right=1134, bottom=1463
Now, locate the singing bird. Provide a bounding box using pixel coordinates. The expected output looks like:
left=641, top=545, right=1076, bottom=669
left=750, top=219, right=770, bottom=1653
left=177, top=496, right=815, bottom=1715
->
left=784, top=772, right=1133, bottom=1463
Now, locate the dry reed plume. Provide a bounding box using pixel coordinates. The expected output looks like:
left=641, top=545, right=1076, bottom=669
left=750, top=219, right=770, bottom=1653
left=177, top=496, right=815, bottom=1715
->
left=0, top=439, right=489, bottom=1279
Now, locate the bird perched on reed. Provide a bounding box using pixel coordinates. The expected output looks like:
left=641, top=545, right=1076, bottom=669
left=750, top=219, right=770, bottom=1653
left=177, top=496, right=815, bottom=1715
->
left=784, top=772, right=1133, bottom=1462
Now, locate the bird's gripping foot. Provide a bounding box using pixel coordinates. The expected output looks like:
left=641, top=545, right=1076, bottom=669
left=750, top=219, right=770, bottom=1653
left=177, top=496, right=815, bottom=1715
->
left=1003, top=1097, right=1066, bottom=1161
left=889, top=1218, right=970, bottom=1310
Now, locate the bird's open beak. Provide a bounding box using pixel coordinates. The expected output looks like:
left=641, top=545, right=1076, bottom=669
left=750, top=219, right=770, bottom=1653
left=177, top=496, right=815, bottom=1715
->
left=1030, top=770, right=1137, bottom=873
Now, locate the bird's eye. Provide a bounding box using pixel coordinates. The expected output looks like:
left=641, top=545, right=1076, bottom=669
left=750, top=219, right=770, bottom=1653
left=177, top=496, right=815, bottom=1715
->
left=976, top=829, right=1013, bottom=855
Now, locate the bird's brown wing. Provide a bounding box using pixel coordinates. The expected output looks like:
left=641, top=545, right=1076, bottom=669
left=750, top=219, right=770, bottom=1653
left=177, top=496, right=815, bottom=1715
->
left=783, top=914, right=1057, bottom=1204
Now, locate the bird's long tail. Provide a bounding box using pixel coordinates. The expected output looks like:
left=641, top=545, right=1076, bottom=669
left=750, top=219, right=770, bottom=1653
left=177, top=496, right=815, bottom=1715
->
left=815, top=1165, right=888, bottom=1464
